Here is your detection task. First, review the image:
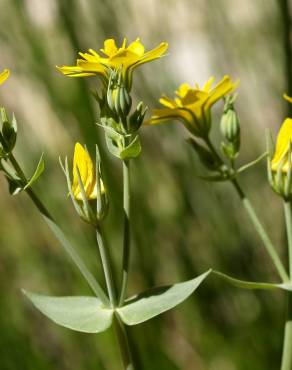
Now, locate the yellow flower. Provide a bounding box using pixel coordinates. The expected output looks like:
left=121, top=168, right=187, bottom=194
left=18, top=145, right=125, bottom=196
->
left=57, top=38, right=168, bottom=89
left=0, top=69, right=10, bottom=85
left=147, top=76, right=239, bottom=137
left=72, top=143, right=104, bottom=200
left=271, top=118, right=292, bottom=173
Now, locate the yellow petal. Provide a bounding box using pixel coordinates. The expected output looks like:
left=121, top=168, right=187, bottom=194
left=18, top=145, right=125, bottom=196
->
left=203, top=76, right=215, bottom=92
left=206, top=75, right=239, bottom=108
left=72, top=143, right=96, bottom=200
left=0, top=69, right=10, bottom=85
left=100, top=39, right=118, bottom=57
left=284, top=93, right=292, bottom=104
left=271, top=118, right=292, bottom=172
left=176, top=83, right=191, bottom=98
left=132, top=42, right=168, bottom=68
left=127, top=38, right=145, bottom=56
left=159, top=95, right=178, bottom=108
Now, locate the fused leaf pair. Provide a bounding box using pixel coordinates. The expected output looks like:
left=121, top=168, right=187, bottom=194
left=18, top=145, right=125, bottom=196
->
left=23, top=267, right=292, bottom=335
left=23, top=270, right=211, bottom=333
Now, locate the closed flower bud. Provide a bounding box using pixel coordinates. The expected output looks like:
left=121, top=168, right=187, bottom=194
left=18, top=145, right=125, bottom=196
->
left=268, top=118, right=292, bottom=200
left=62, top=143, right=109, bottom=225
left=107, top=69, right=132, bottom=120
left=0, top=107, right=17, bottom=154
left=220, top=95, right=240, bottom=159
left=128, top=101, right=148, bottom=133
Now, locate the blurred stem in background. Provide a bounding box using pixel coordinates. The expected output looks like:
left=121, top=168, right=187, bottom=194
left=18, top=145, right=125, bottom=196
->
left=279, top=0, right=292, bottom=117
left=281, top=201, right=292, bottom=370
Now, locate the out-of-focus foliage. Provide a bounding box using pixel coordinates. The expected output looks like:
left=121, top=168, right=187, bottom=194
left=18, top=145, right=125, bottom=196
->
left=0, top=0, right=290, bottom=369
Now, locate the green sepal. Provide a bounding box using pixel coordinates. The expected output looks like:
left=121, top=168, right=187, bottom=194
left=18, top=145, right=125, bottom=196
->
left=116, top=270, right=211, bottom=325
left=22, top=291, right=113, bottom=333
left=24, top=153, right=45, bottom=190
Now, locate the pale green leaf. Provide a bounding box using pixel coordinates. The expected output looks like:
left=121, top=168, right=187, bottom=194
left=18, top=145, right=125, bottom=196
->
left=213, top=270, right=292, bottom=291
left=116, top=270, right=211, bottom=325
left=23, top=291, right=113, bottom=333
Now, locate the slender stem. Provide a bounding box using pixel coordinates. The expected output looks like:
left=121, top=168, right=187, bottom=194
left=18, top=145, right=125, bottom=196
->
left=96, top=226, right=117, bottom=307
left=95, top=218, right=135, bottom=369
left=119, top=160, right=131, bottom=306
left=114, top=315, right=135, bottom=370
left=204, top=137, right=289, bottom=282
left=232, top=179, right=289, bottom=282
left=284, top=202, right=292, bottom=279
left=281, top=201, right=292, bottom=370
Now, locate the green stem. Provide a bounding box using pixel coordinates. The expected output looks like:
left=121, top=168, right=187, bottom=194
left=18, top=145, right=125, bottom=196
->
left=114, top=314, right=135, bottom=370
left=119, top=160, right=131, bottom=306
left=204, top=137, right=289, bottom=282
left=96, top=226, right=117, bottom=307
left=232, top=179, right=289, bottom=282
left=281, top=201, right=292, bottom=370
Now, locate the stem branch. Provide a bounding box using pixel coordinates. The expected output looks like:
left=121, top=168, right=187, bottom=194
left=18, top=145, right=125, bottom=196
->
left=119, top=160, right=131, bottom=306
left=232, top=179, right=289, bottom=282
left=281, top=201, right=292, bottom=370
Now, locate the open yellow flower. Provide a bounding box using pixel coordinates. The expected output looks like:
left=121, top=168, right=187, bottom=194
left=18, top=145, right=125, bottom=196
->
left=271, top=118, right=292, bottom=173
left=72, top=143, right=104, bottom=200
left=147, top=76, right=239, bottom=137
left=0, top=69, right=10, bottom=85
left=57, top=38, right=168, bottom=89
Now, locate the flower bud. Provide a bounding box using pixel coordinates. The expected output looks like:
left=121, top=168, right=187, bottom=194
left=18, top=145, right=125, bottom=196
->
left=62, top=143, right=109, bottom=226
left=220, top=95, right=240, bottom=159
left=0, top=107, right=17, bottom=155
left=107, top=69, right=132, bottom=120
left=128, top=101, right=148, bottom=133
left=268, top=118, right=292, bottom=200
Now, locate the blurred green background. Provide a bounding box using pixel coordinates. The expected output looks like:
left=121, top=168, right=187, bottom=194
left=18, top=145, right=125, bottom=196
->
left=0, top=0, right=291, bottom=369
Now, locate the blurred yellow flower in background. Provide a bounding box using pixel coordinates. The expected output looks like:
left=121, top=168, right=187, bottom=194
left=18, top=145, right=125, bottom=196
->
left=147, top=75, right=239, bottom=137
left=72, top=143, right=102, bottom=200
left=57, top=38, right=168, bottom=89
left=0, top=69, right=10, bottom=85
left=271, top=118, right=292, bottom=173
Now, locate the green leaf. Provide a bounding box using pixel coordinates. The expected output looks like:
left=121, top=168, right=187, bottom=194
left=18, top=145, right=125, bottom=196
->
left=116, top=270, right=211, bottom=325
left=24, top=153, right=45, bottom=190
left=22, top=291, right=113, bottom=333
left=213, top=270, right=292, bottom=291
left=120, top=135, right=141, bottom=159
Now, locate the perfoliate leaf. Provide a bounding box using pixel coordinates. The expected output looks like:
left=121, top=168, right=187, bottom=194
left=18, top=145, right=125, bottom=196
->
left=22, top=291, right=113, bottom=333
left=116, top=270, right=211, bottom=325
left=213, top=270, right=292, bottom=291
left=24, top=153, right=45, bottom=190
